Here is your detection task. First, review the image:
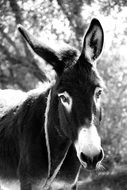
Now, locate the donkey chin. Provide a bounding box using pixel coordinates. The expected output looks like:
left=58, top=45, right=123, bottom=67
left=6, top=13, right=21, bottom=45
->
left=74, top=125, right=104, bottom=171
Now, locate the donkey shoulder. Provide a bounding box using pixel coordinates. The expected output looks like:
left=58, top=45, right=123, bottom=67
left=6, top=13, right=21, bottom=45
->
left=0, top=86, right=49, bottom=136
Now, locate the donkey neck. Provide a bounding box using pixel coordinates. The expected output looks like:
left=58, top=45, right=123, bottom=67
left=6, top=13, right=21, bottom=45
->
left=45, top=88, right=71, bottom=149
left=46, top=88, right=66, bottom=138
left=44, top=89, right=71, bottom=183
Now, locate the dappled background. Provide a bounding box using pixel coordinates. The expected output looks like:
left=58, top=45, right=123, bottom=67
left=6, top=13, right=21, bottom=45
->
left=0, top=0, right=127, bottom=189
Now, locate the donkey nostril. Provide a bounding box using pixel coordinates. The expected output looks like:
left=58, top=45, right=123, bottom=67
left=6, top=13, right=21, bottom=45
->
left=80, top=149, right=104, bottom=169
left=92, top=149, right=104, bottom=166
left=98, top=149, right=104, bottom=162
left=80, top=152, right=89, bottom=163
left=94, top=149, right=104, bottom=164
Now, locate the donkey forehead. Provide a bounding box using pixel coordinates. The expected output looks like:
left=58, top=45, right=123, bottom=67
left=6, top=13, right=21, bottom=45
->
left=57, top=65, right=102, bottom=94
left=59, top=47, right=79, bottom=67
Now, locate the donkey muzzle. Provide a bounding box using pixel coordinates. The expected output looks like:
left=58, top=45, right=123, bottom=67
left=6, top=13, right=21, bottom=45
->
left=75, top=126, right=104, bottom=170
left=80, top=148, right=104, bottom=170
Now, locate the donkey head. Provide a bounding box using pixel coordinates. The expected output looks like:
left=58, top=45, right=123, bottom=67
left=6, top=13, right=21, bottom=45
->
left=18, top=19, right=104, bottom=175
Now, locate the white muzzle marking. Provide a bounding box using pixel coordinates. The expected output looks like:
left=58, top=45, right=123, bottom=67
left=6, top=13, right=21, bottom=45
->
left=75, top=125, right=102, bottom=167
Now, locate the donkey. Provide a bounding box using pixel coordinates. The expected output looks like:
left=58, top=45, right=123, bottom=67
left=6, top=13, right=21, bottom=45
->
left=0, top=18, right=104, bottom=190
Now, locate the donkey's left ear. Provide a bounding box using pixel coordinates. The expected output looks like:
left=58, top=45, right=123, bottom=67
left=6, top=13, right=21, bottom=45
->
left=82, top=18, right=104, bottom=63
left=18, top=25, right=64, bottom=75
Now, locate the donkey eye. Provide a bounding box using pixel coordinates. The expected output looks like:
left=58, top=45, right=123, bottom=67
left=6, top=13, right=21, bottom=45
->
left=59, top=95, right=68, bottom=103
left=58, top=92, right=72, bottom=112
left=58, top=92, right=70, bottom=103
left=58, top=91, right=72, bottom=106
left=95, top=88, right=102, bottom=99
left=96, top=90, right=102, bottom=98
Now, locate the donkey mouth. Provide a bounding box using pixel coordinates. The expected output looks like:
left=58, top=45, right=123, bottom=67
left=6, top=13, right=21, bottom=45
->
left=80, top=159, right=103, bottom=171
left=77, top=149, right=104, bottom=171
left=80, top=159, right=96, bottom=171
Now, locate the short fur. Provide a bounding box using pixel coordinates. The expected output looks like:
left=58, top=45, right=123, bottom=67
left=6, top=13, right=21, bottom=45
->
left=0, top=19, right=104, bottom=190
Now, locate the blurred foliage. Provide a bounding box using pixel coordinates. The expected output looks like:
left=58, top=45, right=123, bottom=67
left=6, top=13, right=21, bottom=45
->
left=79, top=171, right=127, bottom=190
left=1, top=0, right=127, bottom=189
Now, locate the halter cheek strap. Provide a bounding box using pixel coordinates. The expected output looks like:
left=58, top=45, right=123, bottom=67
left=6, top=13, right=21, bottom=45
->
left=43, top=90, right=71, bottom=189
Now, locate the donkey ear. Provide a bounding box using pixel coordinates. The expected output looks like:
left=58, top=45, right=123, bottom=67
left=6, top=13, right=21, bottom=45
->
left=18, top=25, right=64, bottom=74
left=82, top=18, right=104, bottom=63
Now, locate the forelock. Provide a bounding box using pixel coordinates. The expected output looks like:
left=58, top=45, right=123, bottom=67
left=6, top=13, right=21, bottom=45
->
left=58, top=47, right=79, bottom=69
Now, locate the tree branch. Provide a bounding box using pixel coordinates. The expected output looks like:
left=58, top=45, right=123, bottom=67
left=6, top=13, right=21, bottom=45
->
left=8, top=0, right=23, bottom=24
left=0, top=43, right=46, bottom=83
left=8, top=0, right=33, bottom=60
left=56, top=0, right=85, bottom=49
left=0, top=27, right=20, bottom=56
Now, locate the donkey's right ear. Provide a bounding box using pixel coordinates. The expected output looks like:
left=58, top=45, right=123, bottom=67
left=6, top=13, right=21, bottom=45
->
left=82, top=18, right=104, bottom=63
left=18, top=25, right=64, bottom=75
